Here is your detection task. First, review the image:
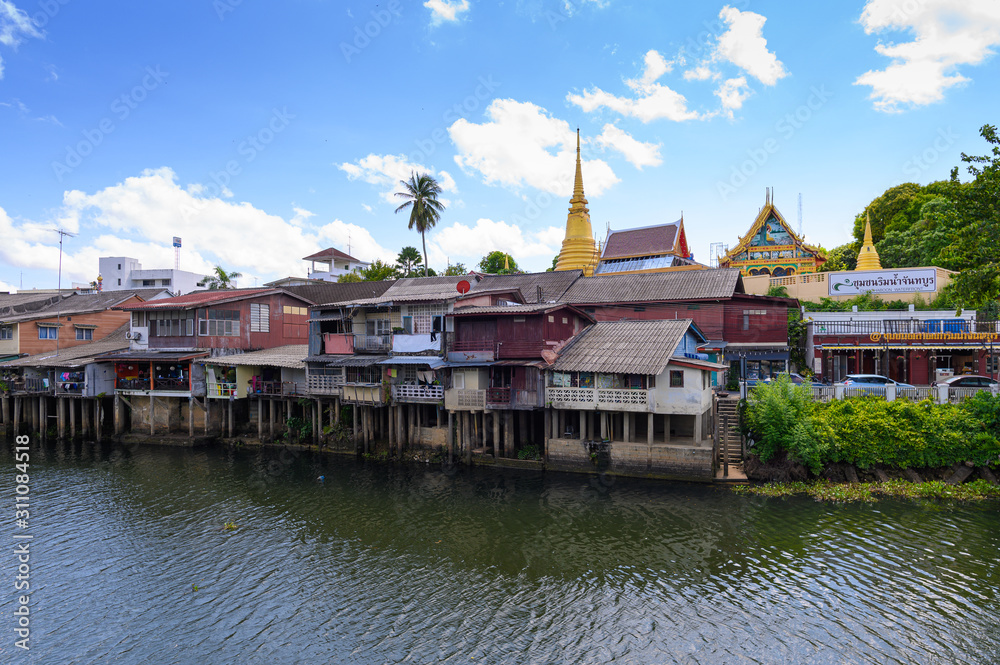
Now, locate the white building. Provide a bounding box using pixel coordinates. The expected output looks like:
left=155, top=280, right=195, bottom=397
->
left=99, top=257, right=203, bottom=295
left=303, top=248, right=370, bottom=281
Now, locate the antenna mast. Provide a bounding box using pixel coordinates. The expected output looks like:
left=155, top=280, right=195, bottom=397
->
left=53, top=228, right=77, bottom=355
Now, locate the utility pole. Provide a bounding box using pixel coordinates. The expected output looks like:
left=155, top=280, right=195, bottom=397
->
left=53, top=228, right=77, bottom=355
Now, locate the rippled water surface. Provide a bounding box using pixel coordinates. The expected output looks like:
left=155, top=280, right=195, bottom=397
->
left=3, top=440, right=999, bottom=664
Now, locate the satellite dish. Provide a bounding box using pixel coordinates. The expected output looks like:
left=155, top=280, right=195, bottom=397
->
left=456, top=279, right=471, bottom=294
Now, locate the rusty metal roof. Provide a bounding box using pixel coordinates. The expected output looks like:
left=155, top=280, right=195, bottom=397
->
left=1, top=325, right=130, bottom=368
left=118, top=288, right=279, bottom=311
left=560, top=269, right=744, bottom=304
left=550, top=319, right=694, bottom=375
left=327, top=276, right=483, bottom=307
left=0, top=292, right=143, bottom=323
left=202, top=345, right=309, bottom=369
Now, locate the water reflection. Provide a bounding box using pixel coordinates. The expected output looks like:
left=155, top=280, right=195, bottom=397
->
left=1, top=441, right=998, bottom=664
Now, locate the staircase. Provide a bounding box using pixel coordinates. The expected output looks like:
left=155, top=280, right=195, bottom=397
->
left=714, top=396, right=744, bottom=472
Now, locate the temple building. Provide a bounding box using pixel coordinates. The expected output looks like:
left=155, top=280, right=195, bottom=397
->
left=593, top=218, right=706, bottom=275
left=553, top=130, right=600, bottom=276
left=719, top=190, right=826, bottom=276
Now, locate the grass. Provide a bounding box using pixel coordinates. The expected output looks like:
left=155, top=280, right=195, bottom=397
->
left=732, top=479, right=1000, bottom=502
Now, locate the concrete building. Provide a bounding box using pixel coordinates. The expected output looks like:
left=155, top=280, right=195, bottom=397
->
left=99, top=257, right=203, bottom=295
left=303, top=248, right=370, bottom=281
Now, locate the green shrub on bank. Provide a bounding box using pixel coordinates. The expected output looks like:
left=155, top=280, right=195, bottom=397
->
left=744, top=383, right=1000, bottom=472
left=744, top=375, right=829, bottom=474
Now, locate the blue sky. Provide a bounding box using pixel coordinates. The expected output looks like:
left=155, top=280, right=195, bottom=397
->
left=1, top=0, right=998, bottom=290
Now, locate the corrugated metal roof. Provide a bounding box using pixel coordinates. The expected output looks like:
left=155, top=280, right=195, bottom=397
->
left=472, top=271, right=582, bottom=303
left=550, top=319, right=693, bottom=375
left=560, top=269, right=743, bottom=304
left=0, top=325, right=130, bottom=368
left=327, top=275, right=482, bottom=307
left=94, top=350, right=210, bottom=362
left=377, top=356, right=445, bottom=368
left=601, top=221, right=680, bottom=260
left=302, top=247, right=363, bottom=262
left=282, top=281, right=393, bottom=305
left=201, top=345, right=308, bottom=369
left=451, top=303, right=560, bottom=315
left=118, top=288, right=279, bottom=310
left=305, top=354, right=388, bottom=367
left=0, top=292, right=143, bottom=323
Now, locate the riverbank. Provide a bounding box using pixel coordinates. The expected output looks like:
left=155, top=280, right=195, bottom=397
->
left=733, top=478, right=1000, bottom=501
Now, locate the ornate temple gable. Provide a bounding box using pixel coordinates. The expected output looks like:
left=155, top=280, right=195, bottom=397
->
left=720, top=190, right=826, bottom=276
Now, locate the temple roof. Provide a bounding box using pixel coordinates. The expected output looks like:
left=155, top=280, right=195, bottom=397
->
left=601, top=220, right=684, bottom=260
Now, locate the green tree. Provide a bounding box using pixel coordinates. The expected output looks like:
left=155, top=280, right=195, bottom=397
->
left=546, top=254, right=559, bottom=272
left=358, top=259, right=398, bottom=281
left=947, top=124, right=1000, bottom=308
left=818, top=243, right=856, bottom=272
left=395, top=246, right=423, bottom=277
left=395, top=173, right=445, bottom=278
left=198, top=266, right=242, bottom=289
left=337, top=272, right=362, bottom=283
left=478, top=251, right=519, bottom=274
left=443, top=262, right=467, bottom=276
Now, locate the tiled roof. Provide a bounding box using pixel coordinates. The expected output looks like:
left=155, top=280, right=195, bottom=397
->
left=283, top=281, right=393, bottom=305
left=0, top=292, right=142, bottom=323
left=0, top=293, right=64, bottom=317
left=550, top=319, right=693, bottom=375
left=560, top=269, right=744, bottom=304
left=1, top=325, right=130, bottom=368
left=202, top=345, right=308, bottom=369
left=118, top=288, right=278, bottom=311
left=602, top=221, right=680, bottom=260
left=303, top=247, right=364, bottom=263
left=304, top=354, right=388, bottom=367
left=472, top=271, right=582, bottom=303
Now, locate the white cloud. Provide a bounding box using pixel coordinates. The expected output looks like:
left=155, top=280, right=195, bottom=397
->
left=425, top=0, right=469, bottom=25
left=338, top=153, right=457, bottom=204
left=0, top=1, right=41, bottom=79
left=714, top=6, right=788, bottom=86
left=594, top=124, right=662, bottom=169
left=715, top=76, right=752, bottom=115
left=0, top=168, right=398, bottom=287
left=449, top=98, right=620, bottom=196
left=567, top=49, right=701, bottom=123
left=855, top=0, right=1000, bottom=112
left=430, top=218, right=563, bottom=270
left=683, top=65, right=717, bottom=81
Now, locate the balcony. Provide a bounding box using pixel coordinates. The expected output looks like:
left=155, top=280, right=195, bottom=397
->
left=485, top=387, right=543, bottom=409
left=153, top=376, right=188, bottom=392
left=392, top=383, right=444, bottom=403
left=448, top=340, right=497, bottom=362
left=546, top=387, right=652, bottom=412
left=444, top=389, right=487, bottom=410
left=250, top=380, right=303, bottom=397
left=208, top=382, right=237, bottom=398
left=10, top=377, right=51, bottom=394
left=116, top=377, right=151, bottom=391
left=341, top=383, right=385, bottom=405
left=307, top=374, right=344, bottom=396
left=354, top=334, right=391, bottom=353
left=323, top=333, right=354, bottom=355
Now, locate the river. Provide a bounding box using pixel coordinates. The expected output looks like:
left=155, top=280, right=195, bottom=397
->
left=3, top=440, right=998, bottom=664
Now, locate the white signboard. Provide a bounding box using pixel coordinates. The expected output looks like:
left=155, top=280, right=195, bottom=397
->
left=827, top=269, right=936, bottom=296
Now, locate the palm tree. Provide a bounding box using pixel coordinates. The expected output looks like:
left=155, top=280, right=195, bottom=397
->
left=199, top=265, right=242, bottom=290
left=394, top=172, right=445, bottom=277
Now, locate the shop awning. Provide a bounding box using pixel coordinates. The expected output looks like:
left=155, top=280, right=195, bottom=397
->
left=819, top=345, right=988, bottom=351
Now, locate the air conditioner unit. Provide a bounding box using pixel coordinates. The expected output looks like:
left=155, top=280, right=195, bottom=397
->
left=125, top=331, right=142, bottom=341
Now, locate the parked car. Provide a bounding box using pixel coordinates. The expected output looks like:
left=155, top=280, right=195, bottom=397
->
left=764, top=372, right=826, bottom=387
left=932, top=375, right=1000, bottom=389
left=840, top=374, right=915, bottom=394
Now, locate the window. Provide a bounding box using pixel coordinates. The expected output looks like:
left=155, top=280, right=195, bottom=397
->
left=38, top=326, right=58, bottom=340
left=117, top=263, right=121, bottom=270
left=142, top=279, right=155, bottom=286
left=670, top=370, right=684, bottom=388
left=453, top=372, right=465, bottom=389
left=250, top=303, right=270, bottom=333
left=0, top=325, right=12, bottom=340
left=150, top=311, right=195, bottom=337
left=405, top=304, right=447, bottom=334
left=282, top=305, right=308, bottom=316
left=365, top=318, right=391, bottom=336
left=198, top=309, right=240, bottom=336
left=548, top=315, right=555, bottom=323
left=76, top=328, right=93, bottom=341
left=117, top=279, right=121, bottom=286
left=513, top=317, right=526, bottom=323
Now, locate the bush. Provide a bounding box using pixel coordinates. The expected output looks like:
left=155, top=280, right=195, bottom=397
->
left=744, top=375, right=828, bottom=474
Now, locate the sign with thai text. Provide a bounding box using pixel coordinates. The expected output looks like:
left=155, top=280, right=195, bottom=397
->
left=868, top=332, right=998, bottom=343
left=828, top=269, right=936, bottom=296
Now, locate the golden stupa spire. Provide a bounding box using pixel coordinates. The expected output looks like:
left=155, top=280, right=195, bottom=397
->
left=554, top=129, right=598, bottom=275
left=856, top=211, right=882, bottom=271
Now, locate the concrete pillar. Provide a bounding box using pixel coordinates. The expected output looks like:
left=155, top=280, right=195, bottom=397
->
left=1, top=395, right=8, bottom=429
left=257, top=398, right=263, bottom=441
left=188, top=397, right=195, bottom=438
left=94, top=399, right=102, bottom=443
left=314, top=399, right=321, bottom=444
left=464, top=412, right=472, bottom=464
left=388, top=405, right=396, bottom=453
left=31, top=397, right=39, bottom=434
left=447, top=410, right=454, bottom=463
left=504, top=411, right=514, bottom=457
left=664, top=414, right=671, bottom=443
left=579, top=410, right=586, bottom=441
left=334, top=397, right=341, bottom=424
left=647, top=412, right=654, bottom=445
left=694, top=412, right=703, bottom=443
left=40, top=398, right=48, bottom=441
left=352, top=405, right=358, bottom=452
left=492, top=411, right=500, bottom=459
left=114, top=394, right=121, bottom=435
left=624, top=412, right=631, bottom=443
left=204, top=397, right=210, bottom=435
left=81, top=398, right=90, bottom=439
